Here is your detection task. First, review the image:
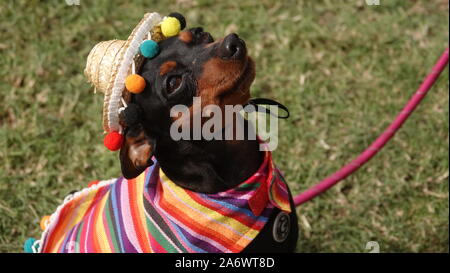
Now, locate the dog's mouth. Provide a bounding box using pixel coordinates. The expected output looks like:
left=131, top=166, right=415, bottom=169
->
left=219, top=57, right=255, bottom=101
left=236, top=57, right=255, bottom=90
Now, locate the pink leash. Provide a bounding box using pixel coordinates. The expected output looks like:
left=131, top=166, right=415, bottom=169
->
left=294, top=47, right=449, bottom=206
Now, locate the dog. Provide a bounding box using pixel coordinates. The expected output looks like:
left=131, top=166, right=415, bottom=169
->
left=32, top=23, right=298, bottom=253
left=120, top=28, right=299, bottom=252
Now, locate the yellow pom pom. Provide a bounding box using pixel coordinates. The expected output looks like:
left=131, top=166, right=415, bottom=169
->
left=40, top=215, right=51, bottom=230
left=125, top=74, right=146, bottom=94
left=161, top=17, right=181, bottom=37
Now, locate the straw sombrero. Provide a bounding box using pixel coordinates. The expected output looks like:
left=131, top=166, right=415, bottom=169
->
left=84, top=12, right=186, bottom=151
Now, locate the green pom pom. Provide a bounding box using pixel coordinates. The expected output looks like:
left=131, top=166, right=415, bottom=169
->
left=140, top=40, right=159, bottom=59
left=24, top=238, right=37, bottom=253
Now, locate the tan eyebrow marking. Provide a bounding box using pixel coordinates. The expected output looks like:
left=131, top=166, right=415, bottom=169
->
left=179, top=31, right=193, bottom=44
left=159, top=61, right=177, bottom=75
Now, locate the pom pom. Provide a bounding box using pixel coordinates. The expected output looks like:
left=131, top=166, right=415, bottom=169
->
left=88, top=180, right=100, bottom=187
left=125, top=74, right=146, bottom=94
left=24, top=238, right=37, bottom=253
left=104, top=131, right=124, bottom=151
left=168, top=12, right=186, bottom=30
left=123, top=103, right=142, bottom=127
left=140, top=40, right=159, bottom=59
left=40, top=215, right=51, bottom=231
left=161, top=17, right=181, bottom=37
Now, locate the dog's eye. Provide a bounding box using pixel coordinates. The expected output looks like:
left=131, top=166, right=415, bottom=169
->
left=166, top=75, right=182, bottom=94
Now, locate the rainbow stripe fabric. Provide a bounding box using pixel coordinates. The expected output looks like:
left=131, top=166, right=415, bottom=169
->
left=36, top=151, right=291, bottom=253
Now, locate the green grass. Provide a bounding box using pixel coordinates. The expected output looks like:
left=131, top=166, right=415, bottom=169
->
left=0, top=0, right=448, bottom=253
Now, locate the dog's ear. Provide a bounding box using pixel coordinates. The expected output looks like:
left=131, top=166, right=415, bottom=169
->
left=119, top=124, right=155, bottom=179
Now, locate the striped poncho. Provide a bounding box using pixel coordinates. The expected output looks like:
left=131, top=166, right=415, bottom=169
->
left=35, top=151, right=291, bottom=253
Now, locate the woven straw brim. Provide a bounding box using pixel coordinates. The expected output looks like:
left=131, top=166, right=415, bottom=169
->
left=85, top=40, right=126, bottom=94
left=84, top=12, right=162, bottom=133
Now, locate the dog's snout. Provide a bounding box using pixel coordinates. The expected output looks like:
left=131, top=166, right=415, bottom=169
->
left=191, top=27, right=204, bottom=36
left=218, top=33, right=246, bottom=60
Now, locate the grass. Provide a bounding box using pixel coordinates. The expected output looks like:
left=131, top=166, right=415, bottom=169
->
left=0, top=0, right=448, bottom=253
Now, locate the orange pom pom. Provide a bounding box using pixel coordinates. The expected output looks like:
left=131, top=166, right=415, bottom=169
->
left=40, top=215, right=51, bottom=231
left=104, top=131, right=123, bottom=151
left=125, top=74, right=146, bottom=94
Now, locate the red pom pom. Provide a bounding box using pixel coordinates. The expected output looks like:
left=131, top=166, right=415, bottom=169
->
left=104, top=131, right=123, bottom=151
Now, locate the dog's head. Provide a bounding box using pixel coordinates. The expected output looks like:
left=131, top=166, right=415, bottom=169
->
left=119, top=28, right=256, bottom=179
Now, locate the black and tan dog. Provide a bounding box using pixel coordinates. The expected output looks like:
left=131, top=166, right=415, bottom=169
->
left=120, top=28, right=298, bottom=252
left=32, top=16, right=298, bottom=253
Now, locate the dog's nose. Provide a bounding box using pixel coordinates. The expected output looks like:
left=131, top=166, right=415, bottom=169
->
left=218, top=33, right=246, bottom=60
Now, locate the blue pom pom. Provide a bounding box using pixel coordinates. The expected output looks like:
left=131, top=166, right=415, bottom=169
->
left=140, top=40, right=159, bottom=59
left=24, top=238, right=37, bottom=253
